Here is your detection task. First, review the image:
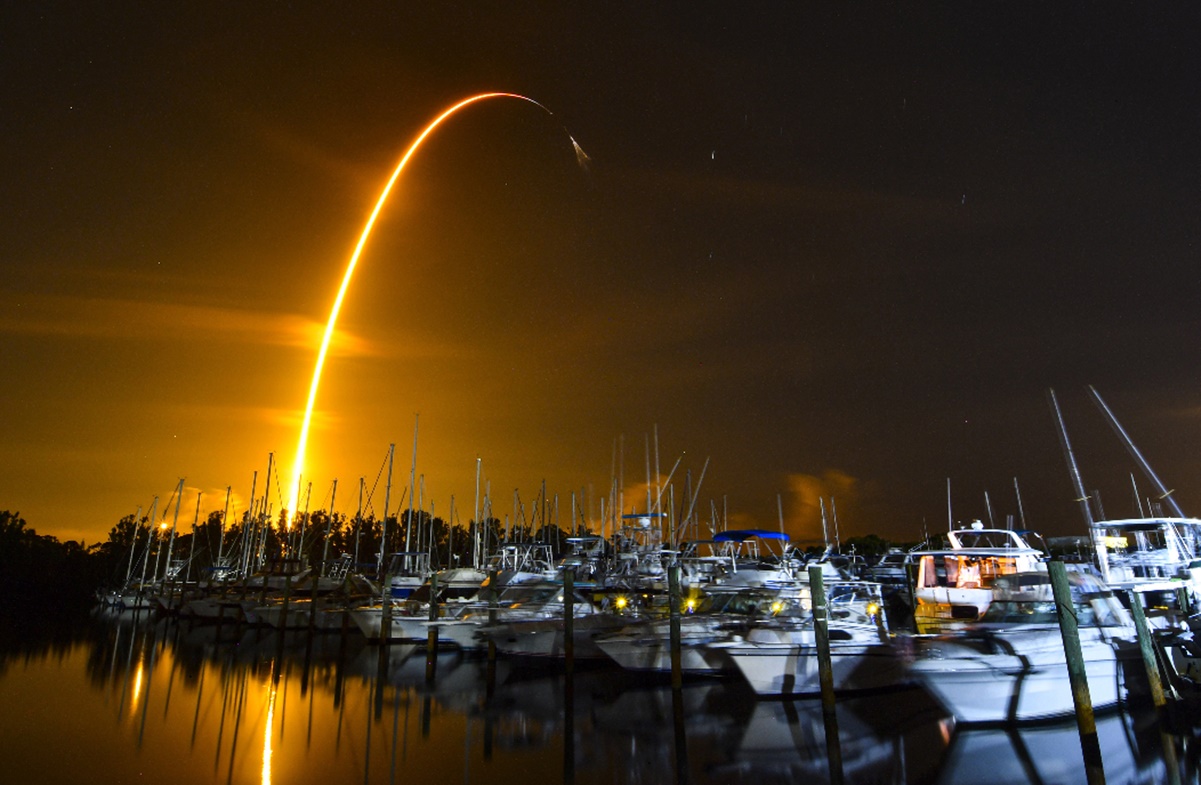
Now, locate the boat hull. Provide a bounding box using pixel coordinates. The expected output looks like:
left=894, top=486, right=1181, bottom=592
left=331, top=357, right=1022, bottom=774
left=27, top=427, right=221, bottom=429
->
left=907, top=628, right=1123, bottom=724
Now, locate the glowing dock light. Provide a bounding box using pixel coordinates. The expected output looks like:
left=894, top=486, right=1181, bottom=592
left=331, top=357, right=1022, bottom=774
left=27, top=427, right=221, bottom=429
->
left=288, top=93, right=585, bottom=514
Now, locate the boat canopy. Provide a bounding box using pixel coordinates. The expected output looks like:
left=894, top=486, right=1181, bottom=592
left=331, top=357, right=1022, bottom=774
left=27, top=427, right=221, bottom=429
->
left=713, top=529, right=790, bottom=543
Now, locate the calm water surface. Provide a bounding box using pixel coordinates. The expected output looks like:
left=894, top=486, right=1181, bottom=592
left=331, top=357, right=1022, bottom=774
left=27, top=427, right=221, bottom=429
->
left=0, top=608, right=1193, bottom=784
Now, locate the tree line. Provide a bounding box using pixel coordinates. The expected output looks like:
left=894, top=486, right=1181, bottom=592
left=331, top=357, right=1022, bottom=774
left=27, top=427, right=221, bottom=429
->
left=0, top=506, right=910, bottom=611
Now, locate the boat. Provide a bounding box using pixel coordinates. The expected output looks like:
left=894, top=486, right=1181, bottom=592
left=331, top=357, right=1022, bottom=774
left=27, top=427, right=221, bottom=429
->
left=911, top=522, right=1047, bottom=633
left=595, top=587, right=788, bottom=674
left=906, top=570, right=1135, bottom=724
left=1090, top=516, right=1201, bottom=618
left=712, top=580, right=905, bottom=696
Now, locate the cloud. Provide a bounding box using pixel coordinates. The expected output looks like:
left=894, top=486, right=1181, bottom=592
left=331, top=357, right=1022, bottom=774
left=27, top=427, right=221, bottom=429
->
left=784, top=469, right=860, bottom=547
left=0, top=291, right=374, bottom=357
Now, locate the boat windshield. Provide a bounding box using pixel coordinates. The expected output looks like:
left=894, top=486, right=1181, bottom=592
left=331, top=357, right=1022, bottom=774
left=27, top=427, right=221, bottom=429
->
left=982, top=571, right=1131, bottom=628
left=980, top=598, right=1124, bottom=627
left=951, top=530, right=1030, bottom=550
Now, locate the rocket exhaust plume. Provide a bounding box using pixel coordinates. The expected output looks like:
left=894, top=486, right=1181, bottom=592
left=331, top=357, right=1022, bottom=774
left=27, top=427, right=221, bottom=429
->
left=288, top=93, right=586, bottom=515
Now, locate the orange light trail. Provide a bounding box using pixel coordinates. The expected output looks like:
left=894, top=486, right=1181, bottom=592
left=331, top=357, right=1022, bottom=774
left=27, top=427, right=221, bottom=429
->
left=288, top=92, right=569, bottom=515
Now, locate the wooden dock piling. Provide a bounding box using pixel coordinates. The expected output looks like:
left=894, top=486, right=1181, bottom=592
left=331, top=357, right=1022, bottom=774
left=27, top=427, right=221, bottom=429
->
left=808, top=565, right=843, bottom=785
left=1048, top=560, right=1105, bottom=785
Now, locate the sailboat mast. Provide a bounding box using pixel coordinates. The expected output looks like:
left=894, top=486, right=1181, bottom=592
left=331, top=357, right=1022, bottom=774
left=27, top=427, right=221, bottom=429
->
left=139, top=496, right=158, bottom=587
left=1049, top=388, right=1107, bottom=581
left=379, top=443, right=395, bottom=576
left=354, top=477, right=364, bottom=566
left=405, top=415, right=419, bottom=554
left=242, top=470, right=257, bottom=578
left=1088, top=385, right=1186, bottom=517
left=123, top=505, right=142, bottom=586
left=472, top=457, right=481, bottom=569
left=186, top=491, right=201, bottom=583
left=162, top=478, right=185, bottom=582
left=321, top=479, right=337, bottom=575
left=259, top=453, right=274, bottom=570
left=217, top=486, right=230, bottom=570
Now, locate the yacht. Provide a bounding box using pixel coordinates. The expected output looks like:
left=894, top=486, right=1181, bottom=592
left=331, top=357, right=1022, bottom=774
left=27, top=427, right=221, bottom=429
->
left=712, top=580, right=903, bottom=696
left=911, top=523, right=1046, bottom=633
left=907, top=570, right=1135, bottom=724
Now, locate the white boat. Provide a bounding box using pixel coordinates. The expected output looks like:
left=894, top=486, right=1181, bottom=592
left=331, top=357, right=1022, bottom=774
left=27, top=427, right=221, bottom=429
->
left=382, top=551, right=431, bottom=599
left=713, top=581, right=904, bottom=696
left=473, top=582, right=609, bottom=657
left=349, top=559, right=557, bottom=644
left=1090, top=516, right=1201, bottom=616
left=595, top=588, right=796, bottom=674
left=911, top=523, right=1047, bottom=633
left=907, top=570, right=1135, bottom=724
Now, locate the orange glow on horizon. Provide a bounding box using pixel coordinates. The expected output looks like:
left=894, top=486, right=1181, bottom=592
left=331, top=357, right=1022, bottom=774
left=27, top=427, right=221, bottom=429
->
left=288, top=92, right=559, bottom=514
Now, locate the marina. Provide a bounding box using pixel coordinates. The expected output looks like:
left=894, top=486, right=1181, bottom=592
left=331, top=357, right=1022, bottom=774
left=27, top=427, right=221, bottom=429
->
left=29, top=511, right=1201, bottom=785
left=2, top=604, right=1195, bottom=785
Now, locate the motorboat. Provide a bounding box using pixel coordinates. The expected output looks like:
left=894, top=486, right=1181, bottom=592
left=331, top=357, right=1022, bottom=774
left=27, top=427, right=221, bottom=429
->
left=1090, top=516, right=1201, bottom=619
left=712, top=580, right=905, bottom=696
left=911, top=523, right=1046, bottom=633
left=595, top=587, right=789, bottom=674
left=907, top=570, right=1135, bottom=724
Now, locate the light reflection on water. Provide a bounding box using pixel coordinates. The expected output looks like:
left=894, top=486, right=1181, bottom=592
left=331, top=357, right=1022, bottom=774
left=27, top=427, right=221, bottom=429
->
left=0, top=608, right=1193, bottom=784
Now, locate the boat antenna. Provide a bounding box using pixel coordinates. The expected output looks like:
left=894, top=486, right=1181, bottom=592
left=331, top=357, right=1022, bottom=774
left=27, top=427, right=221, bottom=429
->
left=1013, top=477, right=1027, bottom=529
left=946, top=478, right=953, bottom=532
left=1131, top=473, right=1146, bottom=518
left=831, top=497, right=841, bottom=552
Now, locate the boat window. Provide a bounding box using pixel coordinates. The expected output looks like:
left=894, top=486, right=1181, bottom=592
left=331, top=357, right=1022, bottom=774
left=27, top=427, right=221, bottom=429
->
left=981, top=600, right=1058, bottom=623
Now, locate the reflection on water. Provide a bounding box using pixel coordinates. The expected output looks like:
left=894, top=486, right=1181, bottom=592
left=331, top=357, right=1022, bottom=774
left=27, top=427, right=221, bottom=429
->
left=0, top=608, right=1195, bottom=784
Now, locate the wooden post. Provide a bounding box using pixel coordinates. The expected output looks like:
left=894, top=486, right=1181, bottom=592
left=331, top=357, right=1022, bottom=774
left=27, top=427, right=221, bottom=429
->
left=564, top=568, right=577, bottom=785
left=904, top=558, right=918, bottom=626
left=668, top=563, right=683, bottom=690
left=564, top=567, right=575, bottom=677
left=1177, top=585, right=1193, bottom=617
left=1128, top=589, right=1168, bottom=710
left=1129, top=589, right=1183, bottom=785
left=809, top=565, right=843, bottom=785
left=307, top=571, right=319, bottom=637
left=378, top=576, right=393, bottom=646
left=425, top=572, right=439, bottom=684
left=487, top=568, right=499, bottom=669
left=1048, top=560, right=1106, bottom=785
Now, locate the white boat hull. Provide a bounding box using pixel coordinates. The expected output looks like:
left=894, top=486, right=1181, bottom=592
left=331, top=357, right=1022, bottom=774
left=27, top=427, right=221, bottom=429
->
left=722, top=639, right=906, bottom=696
left=908, top=627, right=1123, bottom=724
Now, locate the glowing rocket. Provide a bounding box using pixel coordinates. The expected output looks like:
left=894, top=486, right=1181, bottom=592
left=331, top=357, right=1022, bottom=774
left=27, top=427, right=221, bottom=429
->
left=288, top=93, right=584, bottom=516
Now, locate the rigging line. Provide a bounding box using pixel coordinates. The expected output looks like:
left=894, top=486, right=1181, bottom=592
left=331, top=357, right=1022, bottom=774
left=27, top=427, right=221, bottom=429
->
left=271, top=458, right=287, bottom=514
left=363, top=446, right=392, bottom=514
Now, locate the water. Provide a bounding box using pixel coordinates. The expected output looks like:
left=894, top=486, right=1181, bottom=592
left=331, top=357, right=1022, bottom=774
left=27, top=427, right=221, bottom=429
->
left=0, top=609, right=1193, bottom=784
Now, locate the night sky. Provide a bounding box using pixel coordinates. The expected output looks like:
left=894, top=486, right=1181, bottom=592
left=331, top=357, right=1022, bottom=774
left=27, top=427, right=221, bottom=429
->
left=4, top=3, right=1200, bottom=547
